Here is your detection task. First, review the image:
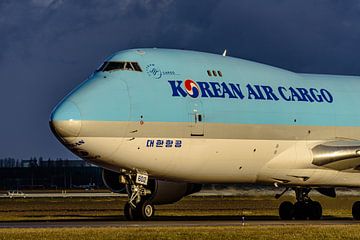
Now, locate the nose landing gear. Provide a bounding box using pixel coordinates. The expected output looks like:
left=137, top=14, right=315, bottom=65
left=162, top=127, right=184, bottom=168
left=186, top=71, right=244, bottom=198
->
left=122, top=171, right=155, bottom=221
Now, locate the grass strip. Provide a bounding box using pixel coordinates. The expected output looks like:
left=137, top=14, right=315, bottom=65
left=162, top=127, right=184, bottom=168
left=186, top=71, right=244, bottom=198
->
left=0, top=226, right=360, bottom=240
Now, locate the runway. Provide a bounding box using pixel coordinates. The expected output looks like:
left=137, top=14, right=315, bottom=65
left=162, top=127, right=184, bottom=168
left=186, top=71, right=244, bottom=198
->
left=1, top=193, right=359, bottom=229
left=1, top=216, right=359, bottom=228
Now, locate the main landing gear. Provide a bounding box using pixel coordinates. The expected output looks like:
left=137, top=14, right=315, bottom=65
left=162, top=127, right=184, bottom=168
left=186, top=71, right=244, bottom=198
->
left=278, top=188, right=360, bottom=220
left=122, top=172, right=155, bottom=221
left=278, top=188, right=322, bottom=220
left=352, top=201, right=360, bottom=220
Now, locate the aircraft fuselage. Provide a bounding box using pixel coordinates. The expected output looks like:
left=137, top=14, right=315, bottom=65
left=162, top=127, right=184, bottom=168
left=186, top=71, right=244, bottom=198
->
left=50, top=48, right=360, bottom=187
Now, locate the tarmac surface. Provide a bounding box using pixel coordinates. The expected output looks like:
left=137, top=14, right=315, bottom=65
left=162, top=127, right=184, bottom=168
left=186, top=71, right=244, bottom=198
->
left=1, top=216, right=359, bottom=228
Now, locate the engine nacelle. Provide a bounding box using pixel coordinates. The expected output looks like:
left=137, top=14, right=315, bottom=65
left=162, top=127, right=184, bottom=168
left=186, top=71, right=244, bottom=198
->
left=101, top=169, right=126, bottom=193
left=147, top=179, right=202, bottom=205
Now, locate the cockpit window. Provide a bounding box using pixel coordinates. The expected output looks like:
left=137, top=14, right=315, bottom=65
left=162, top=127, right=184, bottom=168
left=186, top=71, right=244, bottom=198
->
left=105, top=62, right=125, bottom=71
left=97, top=61, right=142, bottom=72
left=132, top=62, right=142, bottom=72
left=124, top=62, right=134, bottom=71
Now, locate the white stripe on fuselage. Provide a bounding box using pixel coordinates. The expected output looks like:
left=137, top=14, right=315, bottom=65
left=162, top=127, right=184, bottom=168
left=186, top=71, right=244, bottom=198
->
left=62, top=135, right=360, bottom=187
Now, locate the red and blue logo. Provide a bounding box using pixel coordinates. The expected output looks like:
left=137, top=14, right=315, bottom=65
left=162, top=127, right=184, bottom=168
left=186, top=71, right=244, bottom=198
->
left=184, top=79, right=200, bottom=98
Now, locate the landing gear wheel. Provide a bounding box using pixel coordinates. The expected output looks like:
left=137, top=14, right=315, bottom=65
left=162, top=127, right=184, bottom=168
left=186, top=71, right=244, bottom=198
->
left=293, top=201, right=308, bottom=220
left=308, top=201, right=322, bottom=220
left=352, top=201, right=360, bottom=220
left=279, top=201, right=294, bottom=220
left=124, top=202, right=131, bottom=220
left=124, top=202, right=141, bottom=221
left=140, top=200, right=155, bottom=220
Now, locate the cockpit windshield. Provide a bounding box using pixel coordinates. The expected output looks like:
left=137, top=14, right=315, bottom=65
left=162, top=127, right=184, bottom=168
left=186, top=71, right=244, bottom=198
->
left=97, top=61, right=142, bottom=72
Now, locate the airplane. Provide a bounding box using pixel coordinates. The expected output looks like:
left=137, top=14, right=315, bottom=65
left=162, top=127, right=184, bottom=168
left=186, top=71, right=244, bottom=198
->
left=50, top=48, right=360, bottom=221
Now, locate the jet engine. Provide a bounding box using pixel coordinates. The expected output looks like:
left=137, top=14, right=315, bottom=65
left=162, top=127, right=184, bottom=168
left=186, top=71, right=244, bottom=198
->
left=147, top=179, right=202, bottom=205
left=101, top=169, right=127, bottom=193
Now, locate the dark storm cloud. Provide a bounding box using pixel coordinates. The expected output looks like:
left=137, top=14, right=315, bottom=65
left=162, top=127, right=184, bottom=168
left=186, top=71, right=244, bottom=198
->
left=192, top=0, right=360, bottom=73
left=1, top=0, right=360, bottom=159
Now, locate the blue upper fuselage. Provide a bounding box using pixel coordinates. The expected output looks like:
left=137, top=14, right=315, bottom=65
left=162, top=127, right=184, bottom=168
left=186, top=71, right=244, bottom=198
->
left=50, top=48, right=360, bottom=127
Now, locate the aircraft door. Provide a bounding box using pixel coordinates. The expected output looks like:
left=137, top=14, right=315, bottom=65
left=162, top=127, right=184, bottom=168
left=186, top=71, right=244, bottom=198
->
left=189, top=100, right=204, bottom=136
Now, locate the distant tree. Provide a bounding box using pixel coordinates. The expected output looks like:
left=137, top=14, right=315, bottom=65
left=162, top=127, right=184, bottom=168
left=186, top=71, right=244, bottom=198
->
left=56, top=158, right=63, bottom=167
left=29, top=157, right=38, bottom=168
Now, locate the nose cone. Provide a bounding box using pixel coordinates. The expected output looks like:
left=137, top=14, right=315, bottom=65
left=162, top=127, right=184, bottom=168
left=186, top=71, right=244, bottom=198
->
left=49, top=100, right=82, bottom=140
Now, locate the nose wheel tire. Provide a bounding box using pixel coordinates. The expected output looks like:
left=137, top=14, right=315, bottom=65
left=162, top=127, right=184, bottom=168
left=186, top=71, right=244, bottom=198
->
left=124, top=201, right=155, bottom=221
left=140, top=201, right=155, bottom=220
left=124, top=202, right=141, bottom=221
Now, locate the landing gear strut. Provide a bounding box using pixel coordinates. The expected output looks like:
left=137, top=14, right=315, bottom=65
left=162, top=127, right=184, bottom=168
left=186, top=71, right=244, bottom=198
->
left=278, top=188, right=322, bottom=220
left=122, top=172, right=155, bottom=221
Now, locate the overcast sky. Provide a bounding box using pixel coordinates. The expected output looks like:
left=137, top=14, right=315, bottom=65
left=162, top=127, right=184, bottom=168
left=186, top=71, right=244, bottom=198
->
left=1, top=0, right=360, bottom=159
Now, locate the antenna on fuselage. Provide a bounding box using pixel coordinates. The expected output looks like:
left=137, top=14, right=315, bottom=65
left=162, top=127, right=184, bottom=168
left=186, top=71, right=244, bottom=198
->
left=222, top=49, right=227, bottom=56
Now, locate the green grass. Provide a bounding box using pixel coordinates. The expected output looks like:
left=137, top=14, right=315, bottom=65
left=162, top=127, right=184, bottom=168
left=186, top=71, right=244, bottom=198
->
left=1, top=226, right=360, bottom=240
left=0, top=195, right=359, bottom=239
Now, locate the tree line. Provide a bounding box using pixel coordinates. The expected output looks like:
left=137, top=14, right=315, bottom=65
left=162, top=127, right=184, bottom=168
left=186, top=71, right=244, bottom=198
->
left=0, top=157, right=90, bottom=168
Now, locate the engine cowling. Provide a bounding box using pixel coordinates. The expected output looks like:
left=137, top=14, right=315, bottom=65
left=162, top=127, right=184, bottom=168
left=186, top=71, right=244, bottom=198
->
left=147, top=179, right=202, bottom=205
left=101, top=169, right=126, bottom=193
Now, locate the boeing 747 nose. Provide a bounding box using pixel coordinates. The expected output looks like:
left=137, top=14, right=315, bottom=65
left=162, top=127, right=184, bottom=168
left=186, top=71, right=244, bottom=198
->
left=49, top=61, right=132, bottom=168
left=50, top=100, right=82, bottom=142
